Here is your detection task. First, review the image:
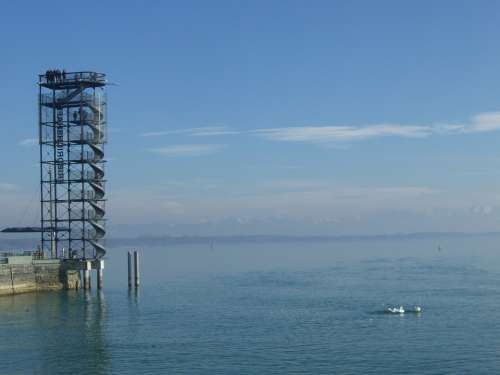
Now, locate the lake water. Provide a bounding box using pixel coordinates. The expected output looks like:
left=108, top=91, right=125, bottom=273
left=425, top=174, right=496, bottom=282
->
left=1, top=235, right=500, bottom=374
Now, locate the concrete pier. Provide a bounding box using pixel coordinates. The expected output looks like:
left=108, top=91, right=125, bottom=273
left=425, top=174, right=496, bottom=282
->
left=0, top=252, right=112, bottom=296
left=0, top=256, right=80, bottom=296
left=134, top=251, right=140, bottom=287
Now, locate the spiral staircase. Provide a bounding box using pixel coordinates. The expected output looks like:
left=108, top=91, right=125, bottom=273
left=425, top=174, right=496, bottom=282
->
left=74, top=96, right=106, bottom=259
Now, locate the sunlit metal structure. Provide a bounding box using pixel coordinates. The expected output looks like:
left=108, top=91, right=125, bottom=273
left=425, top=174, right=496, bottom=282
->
left=39, top=71, right=107, bottom=260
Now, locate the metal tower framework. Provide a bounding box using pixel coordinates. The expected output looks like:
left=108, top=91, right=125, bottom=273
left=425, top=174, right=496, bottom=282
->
left=39, top=71, right=107, bottom=260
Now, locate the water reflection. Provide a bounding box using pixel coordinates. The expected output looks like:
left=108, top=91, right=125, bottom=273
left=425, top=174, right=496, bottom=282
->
left=127, top=286, right=140, bottom=304
left=126, top=287, right=141, bottom=345
left=0, top=291, right=110, bottom=375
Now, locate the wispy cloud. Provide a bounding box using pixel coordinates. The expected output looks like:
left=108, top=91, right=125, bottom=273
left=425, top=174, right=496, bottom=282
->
left=140, top=111, right=500, bottom=145
left=141, top=126, right=239, bottom=137
left=0, top=183, right=18, bottom=191
left=18, top=138, right=37, bottom=147
left=466, top=112, right=500, bottom=133
left=142, top=129, right=190, bottom=137
left=191, top=129, right=241, bottom=136
left=254, top=111, right=500, bottom=144
left=433, top=112, right=500, bottom=134
left=256, top=124, right=430, bottom=142
left=257, top=181, right=439, bottom=197
left=149, top=144, right=224, bottom=157
left=261, top=179, right=325, bottom=191
left=342, top=186, right=439, bottom=197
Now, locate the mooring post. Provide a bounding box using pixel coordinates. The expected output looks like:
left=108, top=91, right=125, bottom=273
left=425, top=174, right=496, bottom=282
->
left=50, top=231, right=56, bottom=259
left=128, top=251, right=133, bottom=288
left=134, top=250, right=140, bottom=287
left=97, top=259, right=104, bottom=290
left=83, top=260, right=91, bottom=290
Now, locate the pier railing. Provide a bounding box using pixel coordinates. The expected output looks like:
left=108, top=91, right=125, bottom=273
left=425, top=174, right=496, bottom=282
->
left=0, top=251, right=37, bottom=264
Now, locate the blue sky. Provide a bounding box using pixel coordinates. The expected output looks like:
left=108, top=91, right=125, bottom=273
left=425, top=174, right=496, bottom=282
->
left=1, top=0, right=500, bottom=236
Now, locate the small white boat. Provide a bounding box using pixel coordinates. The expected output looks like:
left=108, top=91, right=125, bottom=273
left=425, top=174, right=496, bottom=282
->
left=412, top=306, right=422, bottom=313
left=386, top=306, right=405, bottom=314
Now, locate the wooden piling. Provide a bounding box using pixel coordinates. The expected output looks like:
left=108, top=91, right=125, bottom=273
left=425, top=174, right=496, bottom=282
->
left=134, top=251, right=140, bottom=287
left=128, top=252, right=132, bottom=288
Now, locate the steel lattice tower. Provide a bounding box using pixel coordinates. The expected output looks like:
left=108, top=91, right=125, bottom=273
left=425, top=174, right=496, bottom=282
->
left=39, top=71, right=107, bottom=260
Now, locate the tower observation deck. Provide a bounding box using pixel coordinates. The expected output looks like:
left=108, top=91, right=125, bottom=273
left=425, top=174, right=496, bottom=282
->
left=39, top=71, right=107, bottom=260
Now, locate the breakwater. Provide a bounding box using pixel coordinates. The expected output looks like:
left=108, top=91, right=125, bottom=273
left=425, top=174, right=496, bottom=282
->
left=0, top=256, right=80, bottom=296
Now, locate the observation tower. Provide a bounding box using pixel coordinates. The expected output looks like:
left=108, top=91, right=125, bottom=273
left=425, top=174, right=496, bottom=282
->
left=38, top=71, right=107, bottom=260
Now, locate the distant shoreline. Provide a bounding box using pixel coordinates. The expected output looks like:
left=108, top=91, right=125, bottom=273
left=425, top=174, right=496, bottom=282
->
left=2, top=231, right=500, bottom=249
left=110, top=231, right=500, bottom=246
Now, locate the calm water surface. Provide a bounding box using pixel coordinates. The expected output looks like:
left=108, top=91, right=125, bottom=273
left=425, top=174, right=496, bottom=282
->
left=1, top=236, right=500, bottom=374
